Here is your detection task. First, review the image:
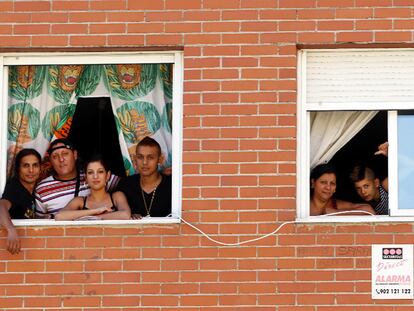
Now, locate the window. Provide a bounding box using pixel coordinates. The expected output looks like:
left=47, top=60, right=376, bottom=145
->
left=0, top=50, right=183, bottom=225
left=298, top=48, right=414, bottom=220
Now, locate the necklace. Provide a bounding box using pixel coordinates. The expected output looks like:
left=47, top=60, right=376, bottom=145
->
left=140, top=176, right=161, bottom=216
left=141, top=187, right=157, bottom=217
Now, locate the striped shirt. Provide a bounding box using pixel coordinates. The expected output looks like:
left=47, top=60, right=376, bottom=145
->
left=371, top=185, right=388, bottom=215
left=35, top=172, right=119, bottom=218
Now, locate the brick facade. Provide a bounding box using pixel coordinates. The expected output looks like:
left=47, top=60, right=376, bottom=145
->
left=1, top=0, right=413, bottom=309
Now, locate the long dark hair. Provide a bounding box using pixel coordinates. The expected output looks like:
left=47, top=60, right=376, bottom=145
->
left=14, top=148, right=41, bottom=177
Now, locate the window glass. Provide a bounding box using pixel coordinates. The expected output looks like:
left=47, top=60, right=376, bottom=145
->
left=397, top=111, right=414, bottom=210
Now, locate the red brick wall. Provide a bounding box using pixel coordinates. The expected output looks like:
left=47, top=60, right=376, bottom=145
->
left=1, top=1, right=414, bottom=309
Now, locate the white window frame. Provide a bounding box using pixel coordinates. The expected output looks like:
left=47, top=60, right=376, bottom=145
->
left=0, top=50, right=184, bottom=226
left=297, top=48, right=414, bottom=222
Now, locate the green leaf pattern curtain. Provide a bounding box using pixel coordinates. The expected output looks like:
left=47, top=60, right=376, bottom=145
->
left=7, top=63, right=173, bottom=177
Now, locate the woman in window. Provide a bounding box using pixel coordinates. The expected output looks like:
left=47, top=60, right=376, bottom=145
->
left=55, top=155, right=131, bottom=221
left=310, top=163, right=375, bottom=216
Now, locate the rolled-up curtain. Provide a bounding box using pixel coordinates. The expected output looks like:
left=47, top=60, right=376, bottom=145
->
left=310, top=111, right=378, bottom=169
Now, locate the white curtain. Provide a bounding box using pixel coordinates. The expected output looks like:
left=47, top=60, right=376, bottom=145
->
left=310, top=111, right=378, bottom=169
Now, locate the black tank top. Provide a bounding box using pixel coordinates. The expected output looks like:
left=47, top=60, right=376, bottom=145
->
left=82, top=194, right=117, bottom=212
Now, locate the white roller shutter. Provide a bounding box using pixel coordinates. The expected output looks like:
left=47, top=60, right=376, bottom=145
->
left=305, top=49, right=414, bottom=107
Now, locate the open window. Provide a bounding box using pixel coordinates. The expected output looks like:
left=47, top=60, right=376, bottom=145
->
left=298, top=48, right=414, bottom=220
left=0, top=50, right=183, bottom=224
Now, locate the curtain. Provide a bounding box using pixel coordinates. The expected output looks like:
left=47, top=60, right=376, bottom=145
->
left=103, top=64, right=173, bottom=175
left=7, top=63, right=172, bottom=177
left=310, top=111, right=378, bottom=169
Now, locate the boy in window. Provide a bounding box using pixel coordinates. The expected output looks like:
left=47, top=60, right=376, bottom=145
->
left=349, top=142, right=389, bottom=215
left=117, top=136, right=171, bottom=219
left=0, top=149, right=41, bottom=254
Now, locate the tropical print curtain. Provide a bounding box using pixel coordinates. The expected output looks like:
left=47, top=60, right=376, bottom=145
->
left=7, top=63, right=173, bottom=177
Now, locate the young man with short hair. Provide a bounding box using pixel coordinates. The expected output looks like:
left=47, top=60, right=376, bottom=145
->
left=350, top=142, right=389, bottom=215
left=35, top=138, right=119, bottom=218
left=350, top=165, right=388, bottom=215
left=0, top=148, right=41, bottom=254
left=116, top=136, right=171, bottom=219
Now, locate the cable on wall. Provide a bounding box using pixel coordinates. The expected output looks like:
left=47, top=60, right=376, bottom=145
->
left=178, top=210, right=375, bottom=246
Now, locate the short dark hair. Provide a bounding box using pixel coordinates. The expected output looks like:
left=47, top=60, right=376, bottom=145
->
left=349, top=165, right=376, bottom=183
left=14, top=148, right=41, bottom=177
left=136, top=136, right=161, bottom=156
left=310, top=163, right=337, bottom=182
left=83, top=154, right=110, bottom=172
left=47, top=138, right=75, bottom=155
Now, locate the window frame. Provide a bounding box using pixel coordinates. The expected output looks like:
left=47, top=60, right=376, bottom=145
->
left=0, top=50, right=184, bottom=225
left=297, top=48, right=414, bottom=222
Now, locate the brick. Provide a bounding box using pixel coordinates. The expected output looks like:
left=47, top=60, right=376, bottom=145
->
left=90, top=23, right=126, bottom=34
left=53, top=1, right=89, bottom=10
left=107, top=35, right=145, bottom=45
left=90, top=0, right=127, bottom=10
left=241, top=45, right=278, bottom=55
left=0, top=35, right=30, bottom=46
left=26, top=273, right=63, bottom=284
left=0, top=297, right=23, bottom=308
left=376, top=31, right=411, bottom=41
left=337, top=31, right=374, bottom=42
left=128, top=0, right=164, bottom=10
left=356, top=0, right=392, bottom=6
left=204, top=45, right=240, bottom=56
left=69, top=35, right=107, bottom=46
left=258, top=294, right=296, bottom=305
left=146, top=34, right=183, bottom=45
left=241, top=21, right=277, bottom=32
left=297, top=294, right=335, bottom=305
left=32, top=12, right=69, bottom=22
left=102, top=296, right=140, bottom=306
left=184, top=10, right=221, bottom=21
left=108, top=12, right=145, bottom=22
left=318, top=20, right=354, bottom=31
left=223, top=9, right=259, bottom=20
left=151, top=11, right=185, bottom=22
left=280, top=21, right=316, bottom=31
left=356, top=20, right=392, bottom=30
left=375, top=8, right=412, bottom=18
left=222, top=80, right=258, bottom=91
left=336, top=8, right=374, bottom=19
left=26, top=297, right=61, bottom=307
left=15, top=1, right=50, bottom=11
left=203, top=0, right=240, bottom=9
left=261, top=32, right=297, bottom=43
left=220, top=295, right=256, bottom=305
left=298, top=9, right=335, bottom=19
left=165, top=22, right=201, bottom=33
left=298, top=32, right=335, bottom=43
left=223, top=33, right=259, bottom=44
left=0, top=13, right=31, bottom=23
left=32, top=35, right=68, bottom=46
left=128, top=23, right=164, bottom=34
left=203, top=21, right=239, bottom=32
left=166, top=0, right=201, bottom=9
left=62, top=296, right=100, bottom=307
left=45, top=284, right=82, bottom=295
left=6, top=285, right=43, bottom=296
left=141, top=295, right=179, bottom=306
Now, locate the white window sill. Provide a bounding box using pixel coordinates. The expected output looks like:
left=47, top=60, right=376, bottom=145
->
left=12, top=217, right=181, bottom=226
left=297, top=215, right=414, bottom=223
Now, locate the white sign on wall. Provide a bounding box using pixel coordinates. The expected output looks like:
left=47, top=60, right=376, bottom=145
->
left=372, top=244, right=413, bottom=299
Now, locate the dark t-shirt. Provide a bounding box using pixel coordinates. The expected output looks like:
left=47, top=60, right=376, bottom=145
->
left=116, top=174, right=171, bottom=217
left=2, top=178, right=35, bottom=219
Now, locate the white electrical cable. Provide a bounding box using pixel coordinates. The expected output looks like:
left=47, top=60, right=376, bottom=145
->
left=178, top=209, right=376, bottom=246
